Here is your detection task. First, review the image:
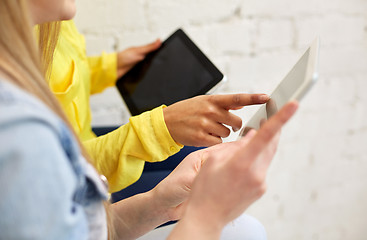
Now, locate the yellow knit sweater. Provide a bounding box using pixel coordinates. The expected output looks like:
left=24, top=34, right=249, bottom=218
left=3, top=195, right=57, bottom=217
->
left=49, top=20, right=182, bottom=192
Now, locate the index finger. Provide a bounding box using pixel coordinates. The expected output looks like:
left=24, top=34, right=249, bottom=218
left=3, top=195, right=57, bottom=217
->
left=210, top=94, right=270, bottom=109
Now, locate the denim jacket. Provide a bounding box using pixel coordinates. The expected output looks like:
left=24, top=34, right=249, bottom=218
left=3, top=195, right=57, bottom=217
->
left=0, top=80, right=108, bottom=240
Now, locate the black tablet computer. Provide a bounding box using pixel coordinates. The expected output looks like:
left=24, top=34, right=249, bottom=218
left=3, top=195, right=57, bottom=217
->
left=116, top=29, right=226, bottom=116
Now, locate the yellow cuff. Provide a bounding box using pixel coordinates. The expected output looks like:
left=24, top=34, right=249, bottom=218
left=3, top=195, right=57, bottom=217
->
left=88, top=52, right=118, bottom=94
left=102, top=52, right=118, bottom=86
left=151, top=105, right=184, bottom=155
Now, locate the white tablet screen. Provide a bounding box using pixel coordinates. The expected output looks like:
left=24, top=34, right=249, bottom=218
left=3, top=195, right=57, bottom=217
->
left=238, top=39, right=319, bottom=138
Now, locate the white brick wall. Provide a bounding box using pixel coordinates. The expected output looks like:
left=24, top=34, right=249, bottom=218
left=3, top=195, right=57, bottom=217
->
left=74, top=0, right=367, bottom=239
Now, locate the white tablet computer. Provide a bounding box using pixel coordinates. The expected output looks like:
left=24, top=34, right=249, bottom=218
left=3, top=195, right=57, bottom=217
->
left=238, top=38, right=319, bottom=138
left=116, top=29, right=226, bottom=116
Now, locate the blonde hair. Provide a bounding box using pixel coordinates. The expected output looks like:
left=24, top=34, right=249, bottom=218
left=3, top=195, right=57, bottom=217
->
left=0, top=1, right=115, bottom=239
left=0, top=0, right=64, bottom=121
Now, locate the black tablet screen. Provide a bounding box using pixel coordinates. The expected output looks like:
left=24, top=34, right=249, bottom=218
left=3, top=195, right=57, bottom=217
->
left=116, top=29, right=223, bottom=116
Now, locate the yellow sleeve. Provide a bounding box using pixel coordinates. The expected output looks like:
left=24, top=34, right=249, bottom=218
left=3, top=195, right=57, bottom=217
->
left=88, top=52, right=118, bottom=95
left=84, top=106, right=183, bottom=193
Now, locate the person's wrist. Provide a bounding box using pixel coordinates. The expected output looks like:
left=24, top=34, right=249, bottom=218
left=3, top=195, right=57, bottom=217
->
left=162, top=107, right=173, bottom=135
left=148, top=186, right=173, bottom=224
left=162, top=106, right=183, bottom=145
left=172, top=204, right=224, bottom=240
left=188, top=202, right=225, bottom=230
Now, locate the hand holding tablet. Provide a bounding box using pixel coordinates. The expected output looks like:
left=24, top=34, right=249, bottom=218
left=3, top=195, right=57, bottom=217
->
left=238, top=38, right=320, bottom=138
left=115, top=29, right=273, bottom=147
left=115, top=28, right=319, bottom=143
left=116, top=29, right=226, bottom=116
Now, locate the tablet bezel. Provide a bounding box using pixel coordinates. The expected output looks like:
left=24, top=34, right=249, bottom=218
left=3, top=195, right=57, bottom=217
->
left=237, top=38, right=320, bottom=138
left=116, top=29, right=225, bottom=116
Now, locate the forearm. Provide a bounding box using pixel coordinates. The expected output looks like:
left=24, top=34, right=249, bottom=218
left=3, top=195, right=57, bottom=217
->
left=168, top=213, right=223, bottom=240
left=110, top=190, right=170, bottom=240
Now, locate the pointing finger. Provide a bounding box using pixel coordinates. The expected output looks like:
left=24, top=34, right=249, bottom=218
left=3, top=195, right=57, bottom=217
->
left=210, top=94, right=270, bottom=110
